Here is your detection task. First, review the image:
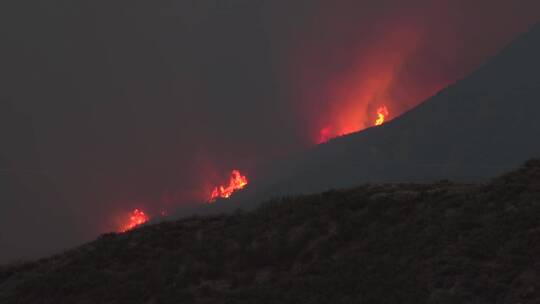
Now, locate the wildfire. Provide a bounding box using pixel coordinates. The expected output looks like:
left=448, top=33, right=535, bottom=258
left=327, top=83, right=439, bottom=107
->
left=209, top=170, right=249, bottom=202
left=318, top=126, right=333, bottom=144
left=374, top=106, right=389, bottom=126
left=120, top=208, right=149, bottom=232
left=317, top=105, right=391, bottom=144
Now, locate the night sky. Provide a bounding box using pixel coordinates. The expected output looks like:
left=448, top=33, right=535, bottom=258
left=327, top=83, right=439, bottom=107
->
left=1, top=0, right=540, bottom=262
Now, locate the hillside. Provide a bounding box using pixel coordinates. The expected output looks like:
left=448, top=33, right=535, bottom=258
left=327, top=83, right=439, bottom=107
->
left=2, top=159, right=540, bottom=303
left=233, top=22, right=540, bottom=205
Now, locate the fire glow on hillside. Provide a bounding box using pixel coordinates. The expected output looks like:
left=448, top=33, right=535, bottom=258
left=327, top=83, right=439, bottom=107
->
left=374, top=106, right=389, bottom=126
left=317, top=105, right=391, bottom=143
left=209, top=170, right=249, bottom=203
left=120, top=209, right=149, bottom=232
left=301, top=27, right=443, bottom=145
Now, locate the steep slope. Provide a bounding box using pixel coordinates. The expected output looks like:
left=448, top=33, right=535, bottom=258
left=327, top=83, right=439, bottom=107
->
left=234, top=22, right=540, bottom=203
left=2, top=159, right=540, bottom=303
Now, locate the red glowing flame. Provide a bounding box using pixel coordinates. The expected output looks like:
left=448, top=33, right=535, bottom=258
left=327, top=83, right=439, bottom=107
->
left=120, top=209, right=149, bottom=232
left=307, top=27, right=436, bottom=145
left=317, top=105, right=391, bottom=143
left=209, top=170, right=249, bottom=202
left=318, top=126, right=333, bottom=144
left=374, top=105, right=389, bottom=126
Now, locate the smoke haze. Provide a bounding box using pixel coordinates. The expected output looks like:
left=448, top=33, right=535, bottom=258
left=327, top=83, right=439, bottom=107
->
left=1, top=0, right=539, bottom=262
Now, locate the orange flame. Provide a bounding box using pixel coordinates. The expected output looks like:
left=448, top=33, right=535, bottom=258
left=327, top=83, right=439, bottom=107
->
left=209, top=170, right=249, bottom=203
left=317, top=105, right=391, bottom=143
left=120, top=208, right=149, bottom=232
left=374, top=106, right=389, bottom=126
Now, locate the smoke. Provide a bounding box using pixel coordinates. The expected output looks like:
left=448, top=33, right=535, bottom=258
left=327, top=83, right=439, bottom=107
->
left=1, top=0, right=539, bottom=262
left=263, top=0, right=540, bottom=141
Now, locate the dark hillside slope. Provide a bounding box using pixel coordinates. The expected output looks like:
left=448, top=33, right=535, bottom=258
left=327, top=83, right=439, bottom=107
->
left=235, top=22, right=540, bottom=203
left=2, top=159, right=540, bottom=303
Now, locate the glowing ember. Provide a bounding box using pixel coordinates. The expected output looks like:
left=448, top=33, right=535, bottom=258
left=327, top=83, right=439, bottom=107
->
left=317, top=105, right=391, bottom=144
left=318, top=126, right=333, bottom=144
left=209, top=170, right=249, bottom=202
left=120, top=209, right=149, bottom=232
left=374, top=106, right=389, bottom=126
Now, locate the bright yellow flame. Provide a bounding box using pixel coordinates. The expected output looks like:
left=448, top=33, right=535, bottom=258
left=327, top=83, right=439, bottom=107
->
left=209, top=170, right=249, bottom=203
left=375, top=106, right=389, bottom=126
